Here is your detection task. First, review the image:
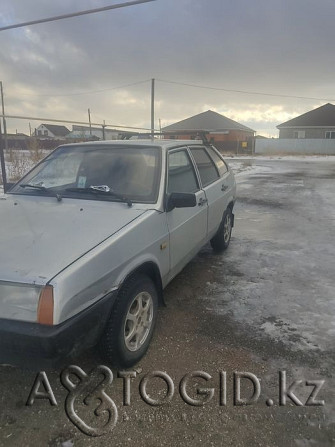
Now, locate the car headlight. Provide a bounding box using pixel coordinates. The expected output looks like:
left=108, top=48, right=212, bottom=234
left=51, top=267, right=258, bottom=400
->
left=0, top=281, right=54, bottom=325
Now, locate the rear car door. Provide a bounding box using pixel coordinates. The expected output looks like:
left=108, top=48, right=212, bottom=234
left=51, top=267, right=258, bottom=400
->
left=189, top=145, right=230, bottom=239
left=166, top=147, right=208, bottom=279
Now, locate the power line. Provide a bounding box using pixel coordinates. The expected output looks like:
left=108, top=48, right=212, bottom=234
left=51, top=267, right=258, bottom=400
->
left=156, top=78, right=335, bottom=102
left=19, top=79, right=150, bottom=98
left=0, top=0, right=156, bottom=32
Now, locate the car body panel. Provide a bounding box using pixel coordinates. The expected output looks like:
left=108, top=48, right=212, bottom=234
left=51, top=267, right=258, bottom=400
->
left=205, top=168, right=236, bottom=238
left=0, top=194, right=147, bottom=284
left=166, top=189, right=208, bottom=281
left=50, top=210, right=169, bottom=323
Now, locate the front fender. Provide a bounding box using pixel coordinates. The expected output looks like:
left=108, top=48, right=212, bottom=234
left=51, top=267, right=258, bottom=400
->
left=51, top=210, right=169, bottom=324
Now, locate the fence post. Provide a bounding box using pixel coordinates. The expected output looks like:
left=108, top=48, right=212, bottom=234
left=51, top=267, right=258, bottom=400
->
left=0, top=121, right=8, bottom=192
left=102, top=121, right=106, bottom=140
left=0, top=82, right=8, bottom=153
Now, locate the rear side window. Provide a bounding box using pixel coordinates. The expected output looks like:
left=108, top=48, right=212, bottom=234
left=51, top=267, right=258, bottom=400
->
left=190, top=147, right=220, bottom=186
left=168, top=150, right=199, bottom=193
left=206, top=147, right=228, bottom=176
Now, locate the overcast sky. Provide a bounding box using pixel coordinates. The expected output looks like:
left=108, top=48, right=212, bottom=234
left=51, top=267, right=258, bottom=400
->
left=1, top=0, right=335, bottom=137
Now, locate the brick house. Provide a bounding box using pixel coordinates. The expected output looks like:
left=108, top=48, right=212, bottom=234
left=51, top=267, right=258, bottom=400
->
left=277, top=103, right=335, bottom=139
left=162, top=110, right=255, bottom=152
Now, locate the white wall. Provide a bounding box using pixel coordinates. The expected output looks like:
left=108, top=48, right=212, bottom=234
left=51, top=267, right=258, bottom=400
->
left=255, top=139, right=335, bottom=155
left=67, top=129, right=120, bottom=140
left=36, top=124, right=54, bottom=138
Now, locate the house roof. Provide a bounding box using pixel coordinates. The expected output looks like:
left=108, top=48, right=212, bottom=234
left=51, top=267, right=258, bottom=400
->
left=277, top=103, right=335, bottom=128
left=162, top=110, right=255, bottom=133
left=41, top=124, right=70, bottom=136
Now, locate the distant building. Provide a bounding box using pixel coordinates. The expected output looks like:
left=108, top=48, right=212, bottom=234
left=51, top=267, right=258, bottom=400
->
left=277, top=103, right=335, bottom=139
left=5, top=133, right=29, bottom=150
left=35, top=124, right=70, bottom=139
left=162, top=110, right=255, bottom=152
left=7, top=133, right=29, bottom=140
left=66, top=125, right=122, bottom=140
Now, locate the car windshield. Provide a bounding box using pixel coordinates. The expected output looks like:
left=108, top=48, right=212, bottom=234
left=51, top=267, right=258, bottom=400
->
left=10, top=144, right=161, bottom=203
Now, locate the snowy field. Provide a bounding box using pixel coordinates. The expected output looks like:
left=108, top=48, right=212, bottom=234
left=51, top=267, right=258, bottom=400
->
left=206, top=157, right=335, bottom=355
left=225, top=154, right=335, bottom=161
left=0, top=149, right=48, bottom=192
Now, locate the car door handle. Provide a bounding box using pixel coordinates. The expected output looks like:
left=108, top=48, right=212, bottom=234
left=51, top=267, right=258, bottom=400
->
left=198, top=197, right=208, bottom=206
left=221, top=184, right=228, bottom=191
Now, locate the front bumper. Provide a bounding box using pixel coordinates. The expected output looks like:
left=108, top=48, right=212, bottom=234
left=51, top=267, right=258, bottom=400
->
left=0, top=291, right=117, bottom=370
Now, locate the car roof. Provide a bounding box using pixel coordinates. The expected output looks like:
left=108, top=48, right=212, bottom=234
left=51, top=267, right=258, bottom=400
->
left=60, top=139, right=206, bottom=151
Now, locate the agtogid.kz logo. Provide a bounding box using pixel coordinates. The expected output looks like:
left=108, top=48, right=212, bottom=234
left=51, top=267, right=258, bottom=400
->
left=26, top=366, right=325, bottom=437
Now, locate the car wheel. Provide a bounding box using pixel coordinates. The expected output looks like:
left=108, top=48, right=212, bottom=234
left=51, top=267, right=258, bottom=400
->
left=99, top=275, right=158, bottom=368
left=210, top=207, right=233, bottom=252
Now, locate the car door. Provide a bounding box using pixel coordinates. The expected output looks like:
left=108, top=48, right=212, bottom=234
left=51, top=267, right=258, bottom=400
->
left=166, top=147, right=208, bottom=280
left=189, top=145, right=230, bottom=239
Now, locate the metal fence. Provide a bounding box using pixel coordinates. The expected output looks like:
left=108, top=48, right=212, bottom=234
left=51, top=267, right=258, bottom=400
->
left=0, top=113, right=160, bottom=189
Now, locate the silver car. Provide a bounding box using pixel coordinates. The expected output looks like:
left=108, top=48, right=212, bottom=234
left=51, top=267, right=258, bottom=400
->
left=0, top=140, right=236, bottom=368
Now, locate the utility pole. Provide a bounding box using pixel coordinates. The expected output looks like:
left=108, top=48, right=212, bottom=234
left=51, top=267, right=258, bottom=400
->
left=102, top=120, right=106, bottom=140
left=252, top=132, right=256, bottom=156
left=88, top=108, right=92, bottom=137
left=0, top=81, right=8, bottom=152
left=151, top=78, right=155, bottom=138
left=0, top=121, right=8, bottom=192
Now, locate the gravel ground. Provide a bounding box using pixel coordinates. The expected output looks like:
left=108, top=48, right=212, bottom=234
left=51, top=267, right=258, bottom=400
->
left=0, top=158, right=334, bottom=446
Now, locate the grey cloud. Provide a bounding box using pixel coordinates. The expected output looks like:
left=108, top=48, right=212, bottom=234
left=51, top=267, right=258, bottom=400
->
left=1, top=0, right=335, bottom=135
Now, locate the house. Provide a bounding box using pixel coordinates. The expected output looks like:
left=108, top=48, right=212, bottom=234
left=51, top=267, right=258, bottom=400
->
left=4, top=133, right=30, bottom=150
left=35, top=124, right=70, bottom=139
left=162, top=110, right=255, bottom=152
left=66, top=125, right=123, bottom=141
left=277, top=103, right=335, bottom=139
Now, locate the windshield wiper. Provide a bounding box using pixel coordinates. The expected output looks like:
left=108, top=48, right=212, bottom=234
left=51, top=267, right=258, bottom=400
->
left=20, top=183, right=48, bottom=191
left=65, top=185, right=132, bottom=207
left=20, top=184, right=63, bottom=202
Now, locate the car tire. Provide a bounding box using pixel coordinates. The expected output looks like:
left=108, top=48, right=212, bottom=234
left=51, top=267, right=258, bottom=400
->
left=210, top=207, right=233, bottom=252
left=99, top=275, right=158, bottom=368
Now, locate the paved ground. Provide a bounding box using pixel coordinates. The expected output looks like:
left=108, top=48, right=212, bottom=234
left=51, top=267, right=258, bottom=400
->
left=0, top=157, right=334, bottom=446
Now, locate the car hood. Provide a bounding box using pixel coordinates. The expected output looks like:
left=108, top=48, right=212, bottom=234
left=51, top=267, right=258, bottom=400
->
left=0, top=194, right=147, bottom=284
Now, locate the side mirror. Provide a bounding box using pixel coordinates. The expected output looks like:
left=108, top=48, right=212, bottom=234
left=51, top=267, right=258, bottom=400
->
left=166, top=192, right=196, bottom=212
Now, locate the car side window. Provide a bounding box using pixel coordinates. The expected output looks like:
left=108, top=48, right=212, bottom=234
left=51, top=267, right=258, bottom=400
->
left=190, top=147, right=220, bottom=186
left=168, top=150, right=199, bottom=194
left=206, top=147, right=228, bottom=176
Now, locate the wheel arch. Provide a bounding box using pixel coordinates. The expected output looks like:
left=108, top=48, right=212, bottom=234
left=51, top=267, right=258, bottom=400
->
left=119, top=261, right=165, bottom=307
